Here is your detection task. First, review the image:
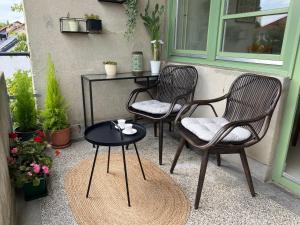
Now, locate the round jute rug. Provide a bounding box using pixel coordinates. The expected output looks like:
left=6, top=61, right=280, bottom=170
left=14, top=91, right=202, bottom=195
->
left=64, top=153, right=190, bottom=225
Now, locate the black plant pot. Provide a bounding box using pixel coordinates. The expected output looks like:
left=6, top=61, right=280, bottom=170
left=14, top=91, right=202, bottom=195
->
left=23, top=177, right=48, bottom=201
left=15, top=127, right=37, bottom=141
left=86, top=19, right=102, bottom=33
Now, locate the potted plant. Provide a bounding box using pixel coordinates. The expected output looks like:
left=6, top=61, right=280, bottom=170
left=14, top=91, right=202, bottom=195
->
left=42, top=55, right=71, bottom=149
left=66, top=13, right=79, bottom=32
left=140, top=1, right=165, bottom=75
left=85, top=14, right=102, bottom=33
left=103, top=61, right=117, bottom=77
left=7, top=131, right=53, bottom=201
left=8, top=70, right=39, bottom=141
left=124, top=0, right=138, bottom=39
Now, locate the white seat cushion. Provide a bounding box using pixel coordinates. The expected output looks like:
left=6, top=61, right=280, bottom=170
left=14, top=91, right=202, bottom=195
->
left=131, top=100, right=182, bottom=115
left=181, top=117, right=252, bottom=142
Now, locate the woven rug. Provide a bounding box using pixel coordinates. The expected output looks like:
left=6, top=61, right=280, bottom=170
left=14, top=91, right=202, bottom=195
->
left=64, top=153, right=190, bottom=225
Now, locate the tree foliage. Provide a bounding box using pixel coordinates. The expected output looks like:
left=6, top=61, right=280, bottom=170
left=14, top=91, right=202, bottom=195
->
left=12, top=33, right=28, bottom=52
left=11, top=3, right=23, bottom=12
left=42, top=55, right=69, bottom=132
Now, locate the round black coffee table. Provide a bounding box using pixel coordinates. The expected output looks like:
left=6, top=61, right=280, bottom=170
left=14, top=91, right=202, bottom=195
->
left=84, top=121, right=146, bottom=207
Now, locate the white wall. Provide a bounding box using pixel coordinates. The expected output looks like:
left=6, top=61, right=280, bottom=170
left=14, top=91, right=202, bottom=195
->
left=23, top=0, right=166, bottom=135
left=0, top=73, right=15, bottom=225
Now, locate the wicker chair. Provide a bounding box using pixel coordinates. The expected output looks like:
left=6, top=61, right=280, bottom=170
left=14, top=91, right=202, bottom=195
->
left=127, top=65, right=198, bottom=165
left=170, top=73, right=282, bottom=209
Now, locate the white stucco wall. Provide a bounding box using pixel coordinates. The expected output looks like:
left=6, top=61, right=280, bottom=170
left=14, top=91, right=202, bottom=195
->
left=23, top=0, right=166, bottom=137
left=0, top=73, right=15, bottom=225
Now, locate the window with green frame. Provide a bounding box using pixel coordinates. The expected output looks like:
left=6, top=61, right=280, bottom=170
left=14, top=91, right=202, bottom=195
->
left=169, top=0, right=295, bottom=67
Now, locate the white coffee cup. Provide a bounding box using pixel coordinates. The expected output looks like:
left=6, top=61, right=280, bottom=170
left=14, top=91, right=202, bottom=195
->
left=117, top=119, right=126, bottom=129
left=124, top=124, right=133, bottom=131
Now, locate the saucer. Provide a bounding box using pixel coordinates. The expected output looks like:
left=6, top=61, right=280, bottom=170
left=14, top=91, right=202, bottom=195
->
left=122, top=128, right=137, bottom=135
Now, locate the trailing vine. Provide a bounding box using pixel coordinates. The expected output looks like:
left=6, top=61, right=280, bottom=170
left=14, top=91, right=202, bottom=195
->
left=124, top=0, right=138, bottom=39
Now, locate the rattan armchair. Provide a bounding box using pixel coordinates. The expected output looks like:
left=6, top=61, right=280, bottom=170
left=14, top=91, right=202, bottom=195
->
left=127, top=65, right=198, bottom=165
left=170, top=73, right=282, bottom=209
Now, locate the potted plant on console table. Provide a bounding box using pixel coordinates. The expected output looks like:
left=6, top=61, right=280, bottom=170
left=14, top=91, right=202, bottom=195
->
left=42, top=55, right=71, bottom=149
left=140, top=0, right=164, bottom=75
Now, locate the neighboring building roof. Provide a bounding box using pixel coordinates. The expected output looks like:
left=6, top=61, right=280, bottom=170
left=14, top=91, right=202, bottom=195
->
left=0, top=21, right=25, bottom=35
left=0, top=36, right=18, bottom=52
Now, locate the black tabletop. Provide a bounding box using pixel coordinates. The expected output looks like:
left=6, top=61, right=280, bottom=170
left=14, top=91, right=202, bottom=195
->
left=84, top=121, right=146, bottom=146
left=81, top=71, right=158, bottom=81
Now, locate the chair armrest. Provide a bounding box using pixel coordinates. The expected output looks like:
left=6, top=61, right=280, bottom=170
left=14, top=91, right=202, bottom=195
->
left=127, top=83, right=158, bottom=108
left=175, top=94, right=228, bottom=124
left=195, top=115, right=267, bottom=149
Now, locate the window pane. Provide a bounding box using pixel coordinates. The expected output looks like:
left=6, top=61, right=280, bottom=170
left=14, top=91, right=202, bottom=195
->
left=221, top=14, right=287, bottom=54
left=225, top=0, right=290, bottom=14
left=175, top=0, right=210, bottom=51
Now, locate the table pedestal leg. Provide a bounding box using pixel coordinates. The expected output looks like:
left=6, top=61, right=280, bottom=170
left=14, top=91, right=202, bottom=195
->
left=107, top=146, right=111, bottom=173
left=86, top=145, right=99, bottom=198
left=122, top=145, right=131, bottom=207
left=134, top=143, right=146, bottom=180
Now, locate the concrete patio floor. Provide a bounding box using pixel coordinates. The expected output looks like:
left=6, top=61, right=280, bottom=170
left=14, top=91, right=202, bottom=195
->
left=17, top=124, right=300, bottom=225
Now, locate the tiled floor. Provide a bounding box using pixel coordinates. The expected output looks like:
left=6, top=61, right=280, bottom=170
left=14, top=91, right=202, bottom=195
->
left=17, top=126, right=300, bottom=225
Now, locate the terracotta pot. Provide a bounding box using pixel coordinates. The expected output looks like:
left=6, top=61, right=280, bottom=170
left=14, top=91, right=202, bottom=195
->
left=50, top=127, right=71, bottom=149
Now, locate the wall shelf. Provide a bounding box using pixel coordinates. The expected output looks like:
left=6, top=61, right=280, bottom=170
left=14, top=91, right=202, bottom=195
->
left=98, top=0, right=126, bottom=3
left=60, top=17, right=102, bottom=34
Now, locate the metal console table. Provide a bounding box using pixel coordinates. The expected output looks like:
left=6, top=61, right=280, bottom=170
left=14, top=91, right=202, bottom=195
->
left=81, top=72, right=159, bottom=128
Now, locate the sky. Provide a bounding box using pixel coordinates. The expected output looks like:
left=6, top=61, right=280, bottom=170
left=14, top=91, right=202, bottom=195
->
left=0, top=0, right=24, bottom=23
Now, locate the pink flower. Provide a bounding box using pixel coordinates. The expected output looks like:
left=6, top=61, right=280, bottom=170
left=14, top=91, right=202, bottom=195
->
left=31, top=163, right=41, bottom=173
left=27, top=172, right=33, bottom=177
left=42, top=165, right=49, bottom=174
left=10, top=147, right=18, bottom=154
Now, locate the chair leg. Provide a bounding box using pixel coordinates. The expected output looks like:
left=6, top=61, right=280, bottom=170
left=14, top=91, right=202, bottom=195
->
left=107, top=146, right=111, bottom=173
left=185, top=141, right=190, bottom=149
left=159, top=120, right=163, bottom=165
left=170, top=138, right=186, bottom=174
left=194, top=150, right=209, bottom=209
left=154, top=122, right=158, bottom=137
left=216, top=153, right=221, bottom=166
left=169, top=121, right=172, bottom=132
left=86, top=145, right=99, bottom=198
left=240, top=149, right=256, bottom=197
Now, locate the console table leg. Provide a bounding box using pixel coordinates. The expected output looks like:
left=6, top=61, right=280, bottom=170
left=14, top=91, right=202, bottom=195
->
left=107, top=146, right=111, bottom=173
left=86, top=145, right=99, bottom=198
left=134, top=143, right=146, bottom=180
left=122, top=145, right=131, bottom=207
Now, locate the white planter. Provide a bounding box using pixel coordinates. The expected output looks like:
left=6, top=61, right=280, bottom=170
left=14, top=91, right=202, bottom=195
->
left=104, top=64, right=117, bottom=77
left=68, top=20, right=79, bottom=32
left=150, top=60, right=161, bottom=75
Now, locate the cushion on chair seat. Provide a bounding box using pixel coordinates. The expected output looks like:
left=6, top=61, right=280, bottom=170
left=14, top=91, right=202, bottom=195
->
left=181, top=117, right=252, bottom=142
left=131, top=100, right=182, bottom=115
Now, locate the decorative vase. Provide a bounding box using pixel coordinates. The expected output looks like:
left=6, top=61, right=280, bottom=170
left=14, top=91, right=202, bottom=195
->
left=50, top=127, right=71, bottom=149
left=105, top=64, right=117, bottom=78
left=23, top=177, right=48, bottom=201
left=132, top=51, right=143, bottom=75
left=68, top=20, right=79, bottom=32
left=150, top=60, right=161, bottom=75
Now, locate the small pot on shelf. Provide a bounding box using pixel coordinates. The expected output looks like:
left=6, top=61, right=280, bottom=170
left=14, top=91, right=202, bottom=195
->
left=86, top=19, right=102, bottom=33
left=68, top=19, right=79, bottom=32
left=103, top=61, right=117, bottom=78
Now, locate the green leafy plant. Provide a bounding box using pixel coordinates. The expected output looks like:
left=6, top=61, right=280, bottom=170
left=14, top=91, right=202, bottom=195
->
left=124, top=0, right=138, bottom=39
left=42, top=55, right=69, bottom=132
left=103, top=61, right=117, bottom=65
left=140, top=0, right=164, bottom=41
left=8, top=131, right=53, bottom=187
left=10, top=70, right=37, bottom=131
left=12, top=33, right=28, bottom=52
left=140, top=1, right=164, bottom=60
left=85, top=14, right=100, bottom=20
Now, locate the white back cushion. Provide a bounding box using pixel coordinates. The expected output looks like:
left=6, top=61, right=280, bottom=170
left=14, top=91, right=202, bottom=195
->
left=131, top=100, right=182, bottom=115
left=181, top=117, right=252, bottom=142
